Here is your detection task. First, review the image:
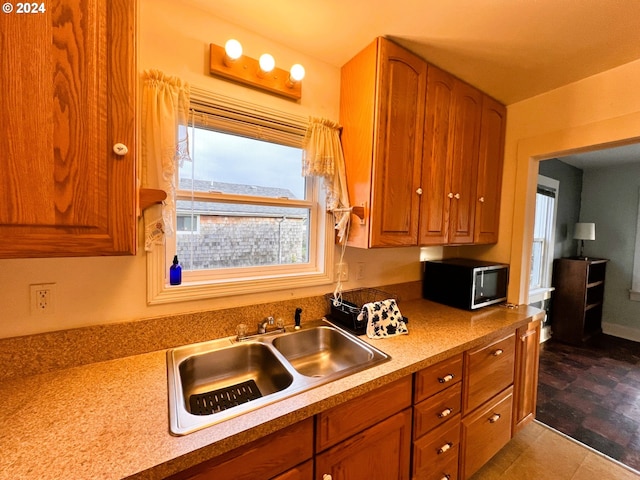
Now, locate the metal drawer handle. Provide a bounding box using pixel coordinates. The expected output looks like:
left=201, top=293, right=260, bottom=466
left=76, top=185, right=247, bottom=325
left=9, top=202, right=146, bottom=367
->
left=440, top=475, right=451, bottom=480
left=492, top=349, right=504, bottom=356
left=489, top=413, right=501, bottom=423
left=438, top=407, right=453, bottom=418
left=438, top=374, right=455, bottom=383
left=323, top=475, right=332, bottom=480
left=437, top=442, right=453, bottom=454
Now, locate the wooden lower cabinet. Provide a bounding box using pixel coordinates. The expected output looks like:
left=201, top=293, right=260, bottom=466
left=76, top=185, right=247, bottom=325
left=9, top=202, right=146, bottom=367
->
left=316, top=408, right=413, bottom=480
left=169, top=324, right=541, bottom=480
left=273, top=460, right=314, bottom=480
left=168, top=418, right=314, bottom=480
left=413, top=414, right=461, bottom=480
left=315, top=376, right=413, bottom=479
left=459, top=387, right=513, bottom=480
left=512, top=318, right=541, bottom=434
left=462, top=333, right=515, bottom=414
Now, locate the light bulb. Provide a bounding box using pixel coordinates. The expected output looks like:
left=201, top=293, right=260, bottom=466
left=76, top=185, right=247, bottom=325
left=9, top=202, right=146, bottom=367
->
left=258, top=53, right=275, bottom=74
left=224, top=39, right=243, bottom=61
left=289, top=64, right=305, bottom=82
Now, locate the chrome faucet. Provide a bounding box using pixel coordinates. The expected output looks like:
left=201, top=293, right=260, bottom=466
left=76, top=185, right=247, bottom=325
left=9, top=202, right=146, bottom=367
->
left=258, top=316, right=275, bottom=334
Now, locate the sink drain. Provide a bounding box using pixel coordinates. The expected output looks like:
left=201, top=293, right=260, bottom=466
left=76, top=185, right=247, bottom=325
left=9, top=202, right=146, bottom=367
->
left=189, top=379, right=263, bottom=416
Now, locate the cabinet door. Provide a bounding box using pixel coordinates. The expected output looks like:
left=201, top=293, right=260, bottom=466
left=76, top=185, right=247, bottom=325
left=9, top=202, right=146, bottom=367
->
left=420, top=66, right=455, bottom=245
left=474, top=96, right=506, bottom=244
left=513, top=319, right=541, bottom=435
left=447, top=81, right=482, bottom=244
left=0, top=0, right=137, bottom=258
left=316, top=408, right=413, bottom=480
left=370, top=39, right=427, bottom=247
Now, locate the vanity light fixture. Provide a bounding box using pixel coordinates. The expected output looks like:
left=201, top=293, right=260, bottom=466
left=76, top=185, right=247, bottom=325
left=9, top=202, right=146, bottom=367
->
left=223, top=39, right=243, bottom=66
left=258, top=53, right=275, bottom=77
left=209, top=40, right=304, bottom=101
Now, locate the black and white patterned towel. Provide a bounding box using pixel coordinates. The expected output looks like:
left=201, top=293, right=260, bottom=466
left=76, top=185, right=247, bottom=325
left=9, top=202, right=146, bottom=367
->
left=357, top=299, right=408, bottom=339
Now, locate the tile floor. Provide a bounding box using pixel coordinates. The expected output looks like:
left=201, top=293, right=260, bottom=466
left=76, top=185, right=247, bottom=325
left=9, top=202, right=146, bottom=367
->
left=470, top=421, right=640, bottom=479
left=535, top=335, right=640, bottom=471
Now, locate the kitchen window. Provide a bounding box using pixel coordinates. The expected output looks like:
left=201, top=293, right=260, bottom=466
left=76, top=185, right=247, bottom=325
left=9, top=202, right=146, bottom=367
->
left=147, top=89, right=333, bottom=304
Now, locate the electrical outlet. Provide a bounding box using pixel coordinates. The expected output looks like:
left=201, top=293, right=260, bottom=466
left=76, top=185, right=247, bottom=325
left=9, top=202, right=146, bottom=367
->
left=335, top=263, right=349, bottom=282
left=30, top=283, right=55, bottom=315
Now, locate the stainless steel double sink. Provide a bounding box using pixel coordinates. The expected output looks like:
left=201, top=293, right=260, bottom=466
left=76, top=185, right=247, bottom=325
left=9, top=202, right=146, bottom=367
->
left=167, top=318, right=390, bottom=435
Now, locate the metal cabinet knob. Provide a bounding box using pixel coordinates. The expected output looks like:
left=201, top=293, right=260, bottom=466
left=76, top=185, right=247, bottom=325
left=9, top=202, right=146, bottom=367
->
left=454, top=193, right=461, bottom=199
left=492, top=349, right=504, bottom=356
left=448, top=192, right=454, bottom=199
left=323, top=475, right=332, bottom=480
left=113, top=143, right=129, bottom=156
left=437, top=442, right=453, bottom=454
left=489, top=413, right=501, bottom=423
left=416, top=187, right=423, bottom=195
left=479, top=196, right=485, bottom=203
left=438, top=407, right=453, bottom=418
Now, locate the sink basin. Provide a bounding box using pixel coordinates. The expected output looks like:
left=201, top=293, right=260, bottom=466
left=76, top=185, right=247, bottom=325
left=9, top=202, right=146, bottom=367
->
left=167, top=319, right=390, bottom=435
left=177, top=342, right=293, bottom=415
left=272, top=325, right=382, bottom=377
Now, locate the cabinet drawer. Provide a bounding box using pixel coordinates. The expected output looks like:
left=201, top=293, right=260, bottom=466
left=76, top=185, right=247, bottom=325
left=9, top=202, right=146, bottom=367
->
left=413, top=414, right=461, bottom=480
left=316, top=376, right=413, bottom=451
left=463, top=333, right=515, bottom=414
left=168, top=418, right=313, bottom=480
left=272, top=459, right=313, bottom=480
left=460, top=387, right=513, bottom=480
left=414, top=354, right=463, bottom=403
left=414, top=382, right=462, bottom=439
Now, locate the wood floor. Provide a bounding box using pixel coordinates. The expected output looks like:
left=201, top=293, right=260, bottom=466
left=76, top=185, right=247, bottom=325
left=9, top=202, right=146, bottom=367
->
left=536, top=335, right=640, bottom=470
left=470, top=421, right=640, bottom=479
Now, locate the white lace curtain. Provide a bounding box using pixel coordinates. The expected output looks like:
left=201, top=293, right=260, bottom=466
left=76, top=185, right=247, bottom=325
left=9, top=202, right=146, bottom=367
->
left=141, top=70, right=190, bottom=251
left=302, top=117, right=351, bottom=242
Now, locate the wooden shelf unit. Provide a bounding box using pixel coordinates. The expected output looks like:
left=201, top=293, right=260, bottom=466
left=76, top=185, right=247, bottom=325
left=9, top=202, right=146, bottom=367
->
left=551, top=257, right=608, bottom=345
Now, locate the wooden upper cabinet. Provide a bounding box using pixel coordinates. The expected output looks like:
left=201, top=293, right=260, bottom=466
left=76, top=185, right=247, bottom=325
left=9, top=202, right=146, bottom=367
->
left=474, top=95, right=506, bottom=244
left=419, top=66, right=482, bottom=245
left=0, top=0, right=137, bottom=258
left=419, top=66, right=455, bottom=245
left=340, top=37, right=427, bottom=248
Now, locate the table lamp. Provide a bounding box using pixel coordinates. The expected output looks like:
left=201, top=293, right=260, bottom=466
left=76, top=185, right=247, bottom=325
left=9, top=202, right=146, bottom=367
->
left=573, top=222, right=595, bottom=259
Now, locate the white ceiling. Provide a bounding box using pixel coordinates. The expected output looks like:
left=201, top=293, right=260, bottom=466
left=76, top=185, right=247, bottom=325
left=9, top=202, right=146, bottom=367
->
left=557, top=143, right=640, bottom=170
left=183, top=0, right=640, bottom=105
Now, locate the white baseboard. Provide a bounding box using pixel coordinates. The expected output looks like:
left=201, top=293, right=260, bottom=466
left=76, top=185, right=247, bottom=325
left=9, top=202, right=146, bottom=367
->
left=602, top=322, right=640, bottom=342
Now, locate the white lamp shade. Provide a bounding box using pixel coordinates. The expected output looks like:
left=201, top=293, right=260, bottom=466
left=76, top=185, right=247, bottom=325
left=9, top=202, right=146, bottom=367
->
left=574, top=222, right=595, bottom=241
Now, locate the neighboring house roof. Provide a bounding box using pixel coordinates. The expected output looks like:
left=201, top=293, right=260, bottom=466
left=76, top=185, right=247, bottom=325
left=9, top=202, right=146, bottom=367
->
left=179, top=178, right=297, bottom=198
left=177, top=178, right=307, bottom=218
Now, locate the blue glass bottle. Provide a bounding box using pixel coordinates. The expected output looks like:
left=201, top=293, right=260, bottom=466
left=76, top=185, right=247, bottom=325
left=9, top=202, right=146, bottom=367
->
left=170, top=255, right=182, bottom=285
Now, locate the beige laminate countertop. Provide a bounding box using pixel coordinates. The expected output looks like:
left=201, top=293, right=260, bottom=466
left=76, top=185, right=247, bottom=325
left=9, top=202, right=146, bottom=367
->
left=0, top=299, right=543, bottom=480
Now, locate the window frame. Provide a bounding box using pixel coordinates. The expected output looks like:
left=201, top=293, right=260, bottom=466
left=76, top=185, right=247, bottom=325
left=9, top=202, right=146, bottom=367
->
left=530, top=175, right=559, bottom=297
left=146, top=89, right=334, bottom=305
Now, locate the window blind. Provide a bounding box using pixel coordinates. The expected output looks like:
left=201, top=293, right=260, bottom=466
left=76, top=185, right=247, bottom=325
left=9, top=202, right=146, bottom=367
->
left=189, top=86, right=307, bottom=147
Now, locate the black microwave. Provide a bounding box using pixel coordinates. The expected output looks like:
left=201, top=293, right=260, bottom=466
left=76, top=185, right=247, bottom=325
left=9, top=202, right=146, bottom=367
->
left=422, top=258, right=509, bottom=310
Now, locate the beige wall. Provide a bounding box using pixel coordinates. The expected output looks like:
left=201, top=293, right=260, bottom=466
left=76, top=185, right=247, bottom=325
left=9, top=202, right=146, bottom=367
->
left=0, top=0, right=432, bottom=339
left=3, top=0, right=640, bottom=339
left=463, top=59, right=640, bottom=305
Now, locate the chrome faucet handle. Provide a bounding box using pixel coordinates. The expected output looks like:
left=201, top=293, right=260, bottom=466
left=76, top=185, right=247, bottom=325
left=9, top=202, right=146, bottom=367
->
left=258, top=316, right=275, bottom=334
left=236, top=323, right=248, bottom=340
